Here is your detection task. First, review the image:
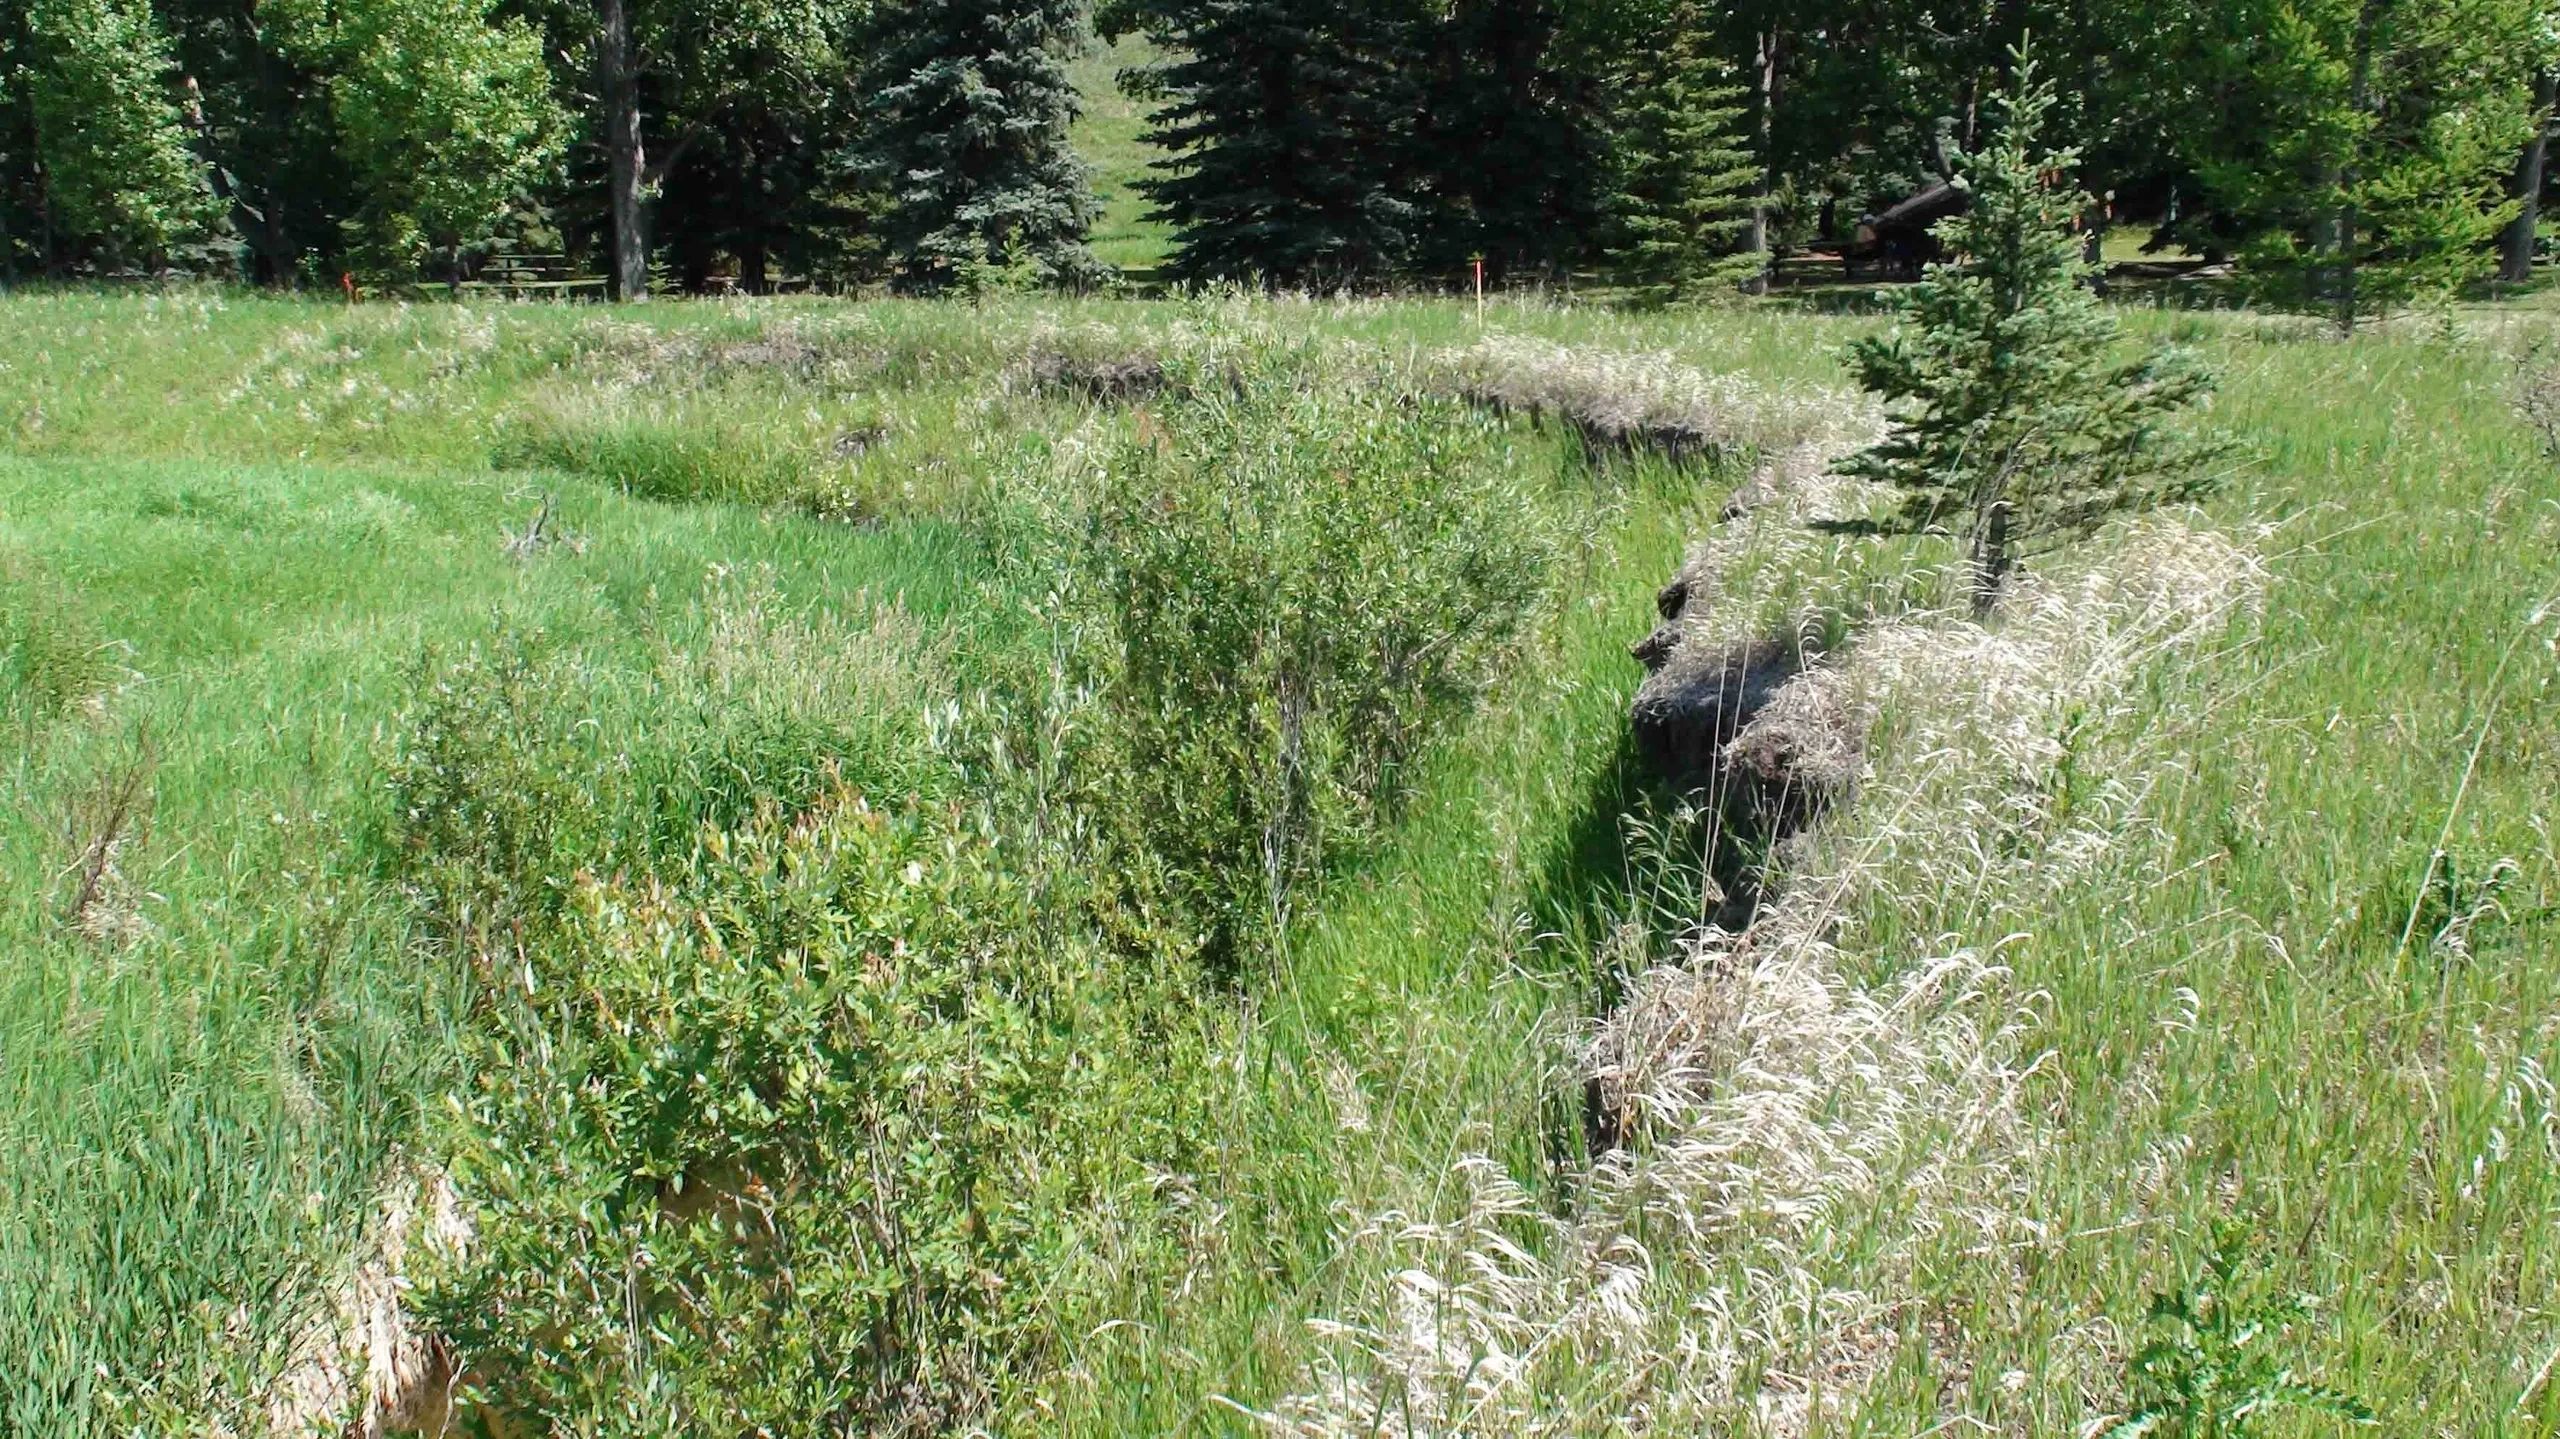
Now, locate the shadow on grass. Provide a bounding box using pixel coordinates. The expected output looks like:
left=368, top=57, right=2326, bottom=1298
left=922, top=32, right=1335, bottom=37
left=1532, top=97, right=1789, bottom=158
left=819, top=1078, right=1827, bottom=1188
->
left=1525, top=731, right=1777, bottom=1177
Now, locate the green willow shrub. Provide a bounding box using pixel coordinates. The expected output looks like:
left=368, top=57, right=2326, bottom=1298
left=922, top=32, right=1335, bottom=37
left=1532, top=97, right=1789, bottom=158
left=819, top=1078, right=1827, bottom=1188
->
left=382, top=586, right=931, bottom=958
left=1041, top=349, right=1576, bottom=965
left=393, top=603, right=1206, bottom=1432
left=418, top=787, right=1207, bottom=1434
left=380, top=634, right=604, bottom=956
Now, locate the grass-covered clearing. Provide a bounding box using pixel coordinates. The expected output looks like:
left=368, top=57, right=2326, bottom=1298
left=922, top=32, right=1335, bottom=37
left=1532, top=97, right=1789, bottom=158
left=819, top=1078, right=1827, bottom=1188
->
left=1, top=290, right=2554, bottom=1436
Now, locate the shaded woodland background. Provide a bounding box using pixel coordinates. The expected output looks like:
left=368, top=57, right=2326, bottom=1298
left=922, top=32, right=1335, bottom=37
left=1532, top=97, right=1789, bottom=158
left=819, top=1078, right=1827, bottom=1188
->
left=3, top=0, right=2554, bottom=319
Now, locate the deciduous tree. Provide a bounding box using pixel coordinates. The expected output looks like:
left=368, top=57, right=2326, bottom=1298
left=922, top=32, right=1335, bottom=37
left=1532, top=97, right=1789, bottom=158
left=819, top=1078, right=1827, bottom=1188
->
left=271, top=0, right=566, bottom=277
left=20, top=0, right=216, bottom=267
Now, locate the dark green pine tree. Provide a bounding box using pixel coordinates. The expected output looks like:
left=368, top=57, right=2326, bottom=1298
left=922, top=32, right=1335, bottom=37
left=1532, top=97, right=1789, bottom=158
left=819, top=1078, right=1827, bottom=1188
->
left=1601, top=0, right=1762, bottom=304
left=1118, top=0, right=1432, bottom=287
left=1840, top=51, right=2226, bottom=614
left=863, top=0, right=1102, bottom=292
left=1415, top=0, right=1612, bottom=284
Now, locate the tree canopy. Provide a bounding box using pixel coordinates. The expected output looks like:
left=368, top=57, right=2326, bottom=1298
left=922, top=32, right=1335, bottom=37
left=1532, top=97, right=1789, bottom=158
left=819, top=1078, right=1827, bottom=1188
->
left=0, top=0, right=2548, bottom=307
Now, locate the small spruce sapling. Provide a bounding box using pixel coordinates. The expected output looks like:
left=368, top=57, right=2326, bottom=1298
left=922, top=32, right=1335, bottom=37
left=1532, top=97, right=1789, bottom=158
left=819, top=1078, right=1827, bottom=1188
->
left=1840, top=49, right=2225, bottom=614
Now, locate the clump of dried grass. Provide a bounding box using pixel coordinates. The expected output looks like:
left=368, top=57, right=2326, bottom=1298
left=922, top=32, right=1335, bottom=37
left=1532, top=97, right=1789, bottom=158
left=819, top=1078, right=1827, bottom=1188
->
left=2514, top=340, right=2560, bottom=459
left=1016, top=324, right=1171, bottom=402
left=691, top=562, right=929, bottom=721
left=557, top=316, right=899, bottom=391
left=265, top=1170, right=474, bottom=1438
left=1629, top=417, right=1897, bottom=670
left=1421, top=335, right=1870, bottom=463
left=1256, top=516, right=2266, bottom=1437
left=58, top=735, right=156, bottom=948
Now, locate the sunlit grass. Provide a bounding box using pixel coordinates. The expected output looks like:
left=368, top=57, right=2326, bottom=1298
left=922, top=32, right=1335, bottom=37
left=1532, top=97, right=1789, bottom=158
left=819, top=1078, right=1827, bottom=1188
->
left=1067, top=30, right=1172, bottom=281
left=0, top=289, right=2552, bottom=1434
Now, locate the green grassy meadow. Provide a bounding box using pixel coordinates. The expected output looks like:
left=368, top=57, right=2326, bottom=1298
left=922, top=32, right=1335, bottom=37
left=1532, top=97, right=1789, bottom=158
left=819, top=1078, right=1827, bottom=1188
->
left=1, top=286, right=2554, bottom=1436
left=1067, top=31, right=1173, bottom=279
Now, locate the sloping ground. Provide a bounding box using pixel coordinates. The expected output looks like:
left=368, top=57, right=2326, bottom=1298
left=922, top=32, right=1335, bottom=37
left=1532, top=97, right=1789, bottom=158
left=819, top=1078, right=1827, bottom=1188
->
left=3, top=295, right=2554, bottom=1434
left=1065, top=31, right=1172, bottom=279
left=1031, top=315, right=2560, bottom=1434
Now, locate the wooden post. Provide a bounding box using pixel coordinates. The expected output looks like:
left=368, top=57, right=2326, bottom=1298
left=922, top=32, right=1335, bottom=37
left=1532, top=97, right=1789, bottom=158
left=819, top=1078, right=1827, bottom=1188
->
left=1473, top=255, right=1485, bottom=324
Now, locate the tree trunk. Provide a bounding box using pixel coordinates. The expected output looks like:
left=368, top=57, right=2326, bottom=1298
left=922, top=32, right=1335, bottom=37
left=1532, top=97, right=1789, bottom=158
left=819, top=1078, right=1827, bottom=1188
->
left=1969, top=497, right=2012, bottom=617
left=216, top=13, right=312, bottom=285
left=36, top=163, right=58, bottom=277
left=2334, top=0, right=2384, bottom=335
left=1743, top=27, right=1779, bottom=295
left=599, top=0, right=648, bottom=303
left=2502, top=71, right=2555, bottom=284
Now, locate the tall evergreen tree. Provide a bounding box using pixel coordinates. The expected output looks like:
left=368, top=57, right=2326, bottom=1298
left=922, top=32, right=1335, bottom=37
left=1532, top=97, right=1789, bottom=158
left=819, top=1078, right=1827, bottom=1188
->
left=1841, top=52, right=2223, bottom=613
left=20, top=0, right=217, bottom=268
left=2179, top=0, right=2542, bottom=329
left=1414, top=0, right=1609, bottom=283
left=1118, top=0, right=1433, bottom=287
left=1601, top=0, right=1762, bottom=304
left=863, top=0, right=1101, bottom=291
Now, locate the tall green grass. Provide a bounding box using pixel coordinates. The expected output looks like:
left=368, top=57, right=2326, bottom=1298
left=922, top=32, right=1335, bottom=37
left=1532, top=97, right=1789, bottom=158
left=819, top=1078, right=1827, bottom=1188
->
left=1, top=290, right=2553, bottom=1436
left=0, top=446, right=979, bottom=1430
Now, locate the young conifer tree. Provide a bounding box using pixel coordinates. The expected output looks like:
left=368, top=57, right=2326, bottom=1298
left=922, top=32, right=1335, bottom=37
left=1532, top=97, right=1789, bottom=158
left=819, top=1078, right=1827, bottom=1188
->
left=1601, top=0, right=1762, bottom=304
left=1841, top=48, right=2225, bottom=614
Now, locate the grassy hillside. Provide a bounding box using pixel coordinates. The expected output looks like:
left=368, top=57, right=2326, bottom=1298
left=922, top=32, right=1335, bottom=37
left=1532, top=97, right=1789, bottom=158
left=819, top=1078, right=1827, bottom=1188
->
left=1067, top=30, right=1173, bottom=278
left=1, top=289, right=2554, bottom=1435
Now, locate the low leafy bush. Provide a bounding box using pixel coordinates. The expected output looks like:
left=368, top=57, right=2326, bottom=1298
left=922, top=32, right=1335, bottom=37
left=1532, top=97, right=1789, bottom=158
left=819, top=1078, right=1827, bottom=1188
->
left=382, top=576, right=932, bottom=959
left=386, top=578, right=1208, bottom=1432
left=2110, top=1222, right=2374, bottom=1437
left=380, top=633, right=606, bottom=956
left=419, top=788, right=1205, bottom=1433
left=1024, top=348, right=1577, bottom=963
